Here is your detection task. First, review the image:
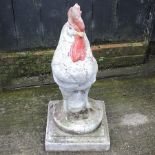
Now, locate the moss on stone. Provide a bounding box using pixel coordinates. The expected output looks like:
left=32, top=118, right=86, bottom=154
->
left=93, top=45, right=146, bottom=58
left=0, top=43, right=147, bottom=87
left=0, top=50, right=53, bottom=87
left=97, top=55, right=145, bottom=69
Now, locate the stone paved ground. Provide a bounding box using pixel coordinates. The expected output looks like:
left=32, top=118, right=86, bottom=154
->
left=0, top=75, right=155, bottom=155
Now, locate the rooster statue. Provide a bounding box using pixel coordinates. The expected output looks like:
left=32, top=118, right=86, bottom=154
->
left=52, top=3, right=98, bottom=113
left=51, top=4, right=101, bottom=134
left=45, top=3, right=110, bottom=150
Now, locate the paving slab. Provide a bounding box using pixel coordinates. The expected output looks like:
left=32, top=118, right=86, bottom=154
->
left=0, top=75, right=155, bottom=155
left=45, top=100, right=110, bottom=151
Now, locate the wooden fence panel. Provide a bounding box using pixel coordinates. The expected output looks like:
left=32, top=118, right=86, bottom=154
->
left=92, top=0, right=153, bottom=43
left=0, top=0, right=154, bottom=51
left=151, top=19, right=155, bottom=41
left=41, top=0, right=67, bottom=47
left=150, top=19, right=155, bottom=55
left=13, top=0, right=42, bottom=50
left=92, top=0, right=114, bottom=43
left=0, top=0, right=17, bottom=51
left=41, top=0, right=92, bottom=48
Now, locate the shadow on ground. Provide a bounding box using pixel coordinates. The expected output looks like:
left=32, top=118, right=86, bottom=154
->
left=0, top=75, right=155, bottom=155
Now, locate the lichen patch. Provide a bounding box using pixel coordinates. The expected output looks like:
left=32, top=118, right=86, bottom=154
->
left=121, top=113, right=148, bottom=126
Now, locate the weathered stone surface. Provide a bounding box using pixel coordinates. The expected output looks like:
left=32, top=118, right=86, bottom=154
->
left=0, top=75, right=155, bottom=154
left=1, top=58, right=155, bottom=90
left=52, top=99, right=103, bottom=134
left=0, top=42, right=148, bottom=88
left=45, top=100, right=110, bottom=151
left=92, top=42, right=147, bottom=57
left=0, top=50, right=53, bottom=87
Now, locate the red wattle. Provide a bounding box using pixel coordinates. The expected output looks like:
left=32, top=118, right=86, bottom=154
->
left=70, top=35, right=86, bottom=62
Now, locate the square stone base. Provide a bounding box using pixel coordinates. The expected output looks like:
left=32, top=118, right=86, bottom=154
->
left=45, top=100, right=110, bottom=151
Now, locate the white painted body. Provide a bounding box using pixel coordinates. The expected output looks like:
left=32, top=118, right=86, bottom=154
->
left=52, top=22, right=98, bottom=113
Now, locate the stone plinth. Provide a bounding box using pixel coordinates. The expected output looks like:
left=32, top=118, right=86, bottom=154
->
left=45, top=99, right=110, bottom=151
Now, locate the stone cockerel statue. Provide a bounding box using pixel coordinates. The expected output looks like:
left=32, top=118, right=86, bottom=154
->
left=52, top=3, right=98, bottom=114
left=46, top=4, right=110, bottom=149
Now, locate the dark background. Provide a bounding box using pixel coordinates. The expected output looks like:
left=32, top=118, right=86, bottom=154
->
left=0, top=0, right=154, bottom=52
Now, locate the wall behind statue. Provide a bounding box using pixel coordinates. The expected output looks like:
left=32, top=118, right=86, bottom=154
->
left=0, top=0, right=155, bottom=89
left=151, top=19, right=155, bottom=42
left=150, top=19, right=155, bottom=55
left=0, top=0, right=154, bottom=52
